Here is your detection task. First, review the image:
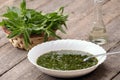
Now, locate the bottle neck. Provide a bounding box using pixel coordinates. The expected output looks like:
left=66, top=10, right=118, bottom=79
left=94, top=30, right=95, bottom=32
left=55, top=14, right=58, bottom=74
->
left=93, top=0, right=104, bottom=27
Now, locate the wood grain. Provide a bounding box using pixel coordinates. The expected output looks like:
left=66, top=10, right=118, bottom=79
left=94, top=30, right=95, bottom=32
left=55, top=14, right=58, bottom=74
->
left=77, top=16, right=120, bottom=80
left=0, top=0, right=61, bottom=78
left=112, top=74, right=120, bottom=80
left=0, top=0, right=52, bottom=76
left=62, top=0, right=120, bottom=40
left=41, top=14, right=120, bottom=80
left=0, top=43, right=27, bottom=76
left=110, top=41, right=120, bottom=80
left=0, top=0, right=120, bottom=80
left=36, top=0, right=73, bottom=12
left=0, top=59, right=42, bottom=80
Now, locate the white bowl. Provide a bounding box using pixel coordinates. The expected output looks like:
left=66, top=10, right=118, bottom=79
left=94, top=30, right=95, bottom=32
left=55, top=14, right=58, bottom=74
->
left=27, top=39, right=106, bottom=78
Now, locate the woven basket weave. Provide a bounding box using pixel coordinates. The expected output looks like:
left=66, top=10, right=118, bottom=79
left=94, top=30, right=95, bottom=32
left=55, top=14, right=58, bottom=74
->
left=2, top=27, right=55, bottom=50
left=8, top=35, right=54, bottom=50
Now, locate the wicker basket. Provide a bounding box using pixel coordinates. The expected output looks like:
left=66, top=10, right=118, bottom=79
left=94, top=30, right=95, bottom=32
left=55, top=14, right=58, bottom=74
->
left=2, top=27, right=55, bottom=50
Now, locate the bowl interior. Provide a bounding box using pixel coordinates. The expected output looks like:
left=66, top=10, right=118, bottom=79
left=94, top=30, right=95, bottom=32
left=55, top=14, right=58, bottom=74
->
left=27, top=39, right=106, bottom=77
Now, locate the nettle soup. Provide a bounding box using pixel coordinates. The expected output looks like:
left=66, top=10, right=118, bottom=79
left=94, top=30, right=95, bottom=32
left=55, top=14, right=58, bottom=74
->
left=36, top=50, right=98, bottom=70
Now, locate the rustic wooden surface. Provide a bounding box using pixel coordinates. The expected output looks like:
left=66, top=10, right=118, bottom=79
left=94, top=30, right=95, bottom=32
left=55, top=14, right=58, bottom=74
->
left=0, top=0, right=120, bottom=80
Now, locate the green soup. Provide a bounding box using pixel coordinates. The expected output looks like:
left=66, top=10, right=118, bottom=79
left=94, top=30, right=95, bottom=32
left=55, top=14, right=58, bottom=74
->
left=36, top=50, right=98, bottom=70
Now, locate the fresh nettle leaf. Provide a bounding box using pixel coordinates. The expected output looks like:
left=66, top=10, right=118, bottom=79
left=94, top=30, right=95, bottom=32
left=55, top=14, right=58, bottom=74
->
left=58, top=7, right=64, bottom=14
left=3, top=10, right=18, bottom=20
left=0, top=0, right=68, bottom=48
left=7, top=7, right=21, bottom=16
left=23, top=29, right=31, bottom=48
left=20, top=0, right=26, bottom=11
left=7, top=29, right=21, bottom=38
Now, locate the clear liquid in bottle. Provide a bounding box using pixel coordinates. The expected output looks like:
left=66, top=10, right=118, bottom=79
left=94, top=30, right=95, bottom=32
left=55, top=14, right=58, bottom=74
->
left=89, top=0, right=107, bottom=45
left=89, top=25, right=107, bottom=45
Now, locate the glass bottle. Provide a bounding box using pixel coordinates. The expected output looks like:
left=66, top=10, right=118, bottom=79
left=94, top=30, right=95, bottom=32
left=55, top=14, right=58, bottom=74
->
left=89, top=0, right=107, bottom=45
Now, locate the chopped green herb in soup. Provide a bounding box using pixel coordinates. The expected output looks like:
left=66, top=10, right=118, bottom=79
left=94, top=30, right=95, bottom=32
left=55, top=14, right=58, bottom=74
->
left=36, top=50, right=98, bottom=70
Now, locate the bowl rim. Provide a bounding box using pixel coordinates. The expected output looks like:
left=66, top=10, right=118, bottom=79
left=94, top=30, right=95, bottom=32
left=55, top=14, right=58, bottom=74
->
left=28, top=39, right=107, bottom=72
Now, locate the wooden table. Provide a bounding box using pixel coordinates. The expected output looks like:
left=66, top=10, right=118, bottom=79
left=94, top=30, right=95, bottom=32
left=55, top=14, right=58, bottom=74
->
left=0, top=0, right=120, bottom=80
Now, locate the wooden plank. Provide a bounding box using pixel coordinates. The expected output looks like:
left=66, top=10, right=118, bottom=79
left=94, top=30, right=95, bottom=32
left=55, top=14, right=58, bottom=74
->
left=0, top=43, right=27, bottom=76
left=0, top=0, right=15, bottom=9
left=0, top=29, right=5, bottom=39
left=24, top=0, right=52, bottom=9
left=0, top=0, right=57, bottom=76
left=39, top=14, right=120, bottom=80
left=36, top=0, right=74, bottom=12
left=0, top=0, right=51, bottom=19
left=0, top=0, right=50, bottom=36
left=61, top=0, right=120, bottom=40
left=0, top=0, right=52, bottom=45
left=1, top=13, right=119, bottom=80
left=77, top=16, right=120, bottom=80
left=0, top=59, right=42, bottom=80
left=0, top=0, right=75, bottom=77
left=0, top=37, right=9, bottom=48
left=36, top=74, right=60, bottom=80
left=0, top=0, right=89, bottom=75
left=1, top=1, right=107, bottom=79
left=0, top=28, right=8, bottom=47
left=110, top=41, right=120, bottom=80
left=2, top=0, right=52, bottom=9
left=112, top=74, right=120, bottom=80
left=0, top=0, right=16, bottom=17
left=1, top=0, right=119, bottom=80
left=36, top=0, right=109, bottom=32
left=0, top=0, right=56, bottom=77
left=39, top=0, right=108, bottom=41
left=56, top=0, right=120, bottom=52
left=64, top=0, right=102, bottom=21
left=0, top=0, right=120, bottom=80
left=0, top=0, right=6, bottom=4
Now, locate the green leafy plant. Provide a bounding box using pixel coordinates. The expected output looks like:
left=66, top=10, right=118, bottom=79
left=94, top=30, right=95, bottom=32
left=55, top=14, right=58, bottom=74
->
left=0, top=0, right=68, bottom=48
